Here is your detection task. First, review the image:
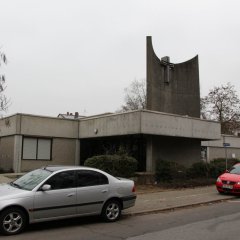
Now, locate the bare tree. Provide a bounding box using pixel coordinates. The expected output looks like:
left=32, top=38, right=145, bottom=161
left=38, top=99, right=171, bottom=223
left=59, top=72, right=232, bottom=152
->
left=0, top=50, right=9, bottom=113
left=200, top=97, right=208, bottom=120
left=201, top=82, right=240, bottom=134
left=120, top=78, right=146, bottom=112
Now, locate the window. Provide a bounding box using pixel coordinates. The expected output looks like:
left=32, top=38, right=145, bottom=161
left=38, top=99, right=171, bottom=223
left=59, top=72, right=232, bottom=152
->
left=229, top=165, right=240, bottom=175
left=13, top=169, right=52, bottom=191
left=76, top=170, right=109, bottom=187
left=22, top=137, right=52, bottom=160
left=45, top=171, right=76, bottom=190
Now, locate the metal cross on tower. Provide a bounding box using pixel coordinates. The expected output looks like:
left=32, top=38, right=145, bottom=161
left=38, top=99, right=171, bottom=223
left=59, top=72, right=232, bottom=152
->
left=160, top=56, right=174, bottom=83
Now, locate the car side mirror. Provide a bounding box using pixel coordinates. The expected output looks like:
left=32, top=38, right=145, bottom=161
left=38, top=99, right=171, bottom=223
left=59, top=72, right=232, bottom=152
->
left=41, top=184, right=51, bottom=191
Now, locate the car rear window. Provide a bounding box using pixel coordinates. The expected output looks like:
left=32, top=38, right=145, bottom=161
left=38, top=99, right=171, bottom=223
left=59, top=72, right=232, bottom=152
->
left=76, top=170, right=109, bottom=187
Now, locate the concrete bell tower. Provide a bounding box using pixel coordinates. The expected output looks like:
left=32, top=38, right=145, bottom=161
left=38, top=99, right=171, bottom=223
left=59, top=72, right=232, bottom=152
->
left=146, top=36, right=200, bottom=118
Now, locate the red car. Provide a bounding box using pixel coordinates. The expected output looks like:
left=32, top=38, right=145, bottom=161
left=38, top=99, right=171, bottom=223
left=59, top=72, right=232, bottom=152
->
left=216, top=163, right=240, bottom=194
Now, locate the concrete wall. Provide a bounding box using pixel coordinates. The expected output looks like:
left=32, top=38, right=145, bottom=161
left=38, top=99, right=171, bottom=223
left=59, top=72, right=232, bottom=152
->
left=206, top=147, right=240, bottom=161
left=0, top=112, right=220, bottom=141
left=202, top=135, right=240, bottom=148
left=21, top=138, right=76, bottom=172
left=0, top=114, right=79, bottom=138
left=79, top=111, right=141, bottom=138
left=202, top=135, right=240, bottom=161
left=146, top=36, right=200, bottom=118
left=0, top=136, right=14, bottom=171
left=20, top=115, right=78, bottom=138
left=0, top=115, right=19, bottom=137
left=146, top=135, right=201, bottom=171
left=141, top=111, right=220, bottom=140
left=79, top=110, right=220, bottom=140
left=52, top=138, right=76, bottom=165
left=0, top=114, right=79, bottom=172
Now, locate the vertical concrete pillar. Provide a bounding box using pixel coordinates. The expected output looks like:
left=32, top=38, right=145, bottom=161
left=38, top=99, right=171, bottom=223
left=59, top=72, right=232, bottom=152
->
left=206, top=147, right=210, bottom=163
left=75, top=139, right=80, bottom=166
left=13, top=135, right=22, bottom=173
left=146, top=136, right=155, bottom=172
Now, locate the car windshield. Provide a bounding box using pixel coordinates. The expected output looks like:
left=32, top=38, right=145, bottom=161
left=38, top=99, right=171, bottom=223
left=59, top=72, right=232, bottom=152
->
left=229, top=165, right=240, bottom=175
left=11, top=169, right=52, bottom=191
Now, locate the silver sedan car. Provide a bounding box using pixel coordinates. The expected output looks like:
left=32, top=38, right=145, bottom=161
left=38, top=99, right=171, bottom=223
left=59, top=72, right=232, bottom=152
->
left=0, top=166, right=136, bottom=235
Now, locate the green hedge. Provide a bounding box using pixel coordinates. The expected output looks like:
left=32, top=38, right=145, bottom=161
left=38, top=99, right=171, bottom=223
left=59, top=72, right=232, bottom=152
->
left=187, top=161, right=210, bottom=178
left=155, top=160, right=187, bottom=182
left=155, top=158, right=240, bottom=183
left=84, top=154, right=138, bottom=178
left=209, top=158, right=240, bottom=178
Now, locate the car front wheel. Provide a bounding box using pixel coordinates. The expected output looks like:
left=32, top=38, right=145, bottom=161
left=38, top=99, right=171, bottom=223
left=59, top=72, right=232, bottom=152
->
left=102, top=200, right=121, bottom=222
left=0, top=207, right=27, bottom=235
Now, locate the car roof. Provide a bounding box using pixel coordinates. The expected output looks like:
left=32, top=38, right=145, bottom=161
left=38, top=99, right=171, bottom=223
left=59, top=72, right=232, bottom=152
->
left=42, top=165, right=93, bottom=172
left=40, top=165, right=117, bottom=180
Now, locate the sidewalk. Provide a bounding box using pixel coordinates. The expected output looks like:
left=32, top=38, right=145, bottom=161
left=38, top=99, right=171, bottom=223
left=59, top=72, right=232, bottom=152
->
left=0, top=174, right=235, bottom=216
left=124, top=185, right=235, bottom=215
left=0, top=175, right=12, bottom=184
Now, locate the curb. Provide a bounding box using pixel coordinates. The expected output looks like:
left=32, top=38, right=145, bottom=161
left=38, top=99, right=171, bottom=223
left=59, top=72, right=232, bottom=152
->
left=123, top=196, right=236, bottom=217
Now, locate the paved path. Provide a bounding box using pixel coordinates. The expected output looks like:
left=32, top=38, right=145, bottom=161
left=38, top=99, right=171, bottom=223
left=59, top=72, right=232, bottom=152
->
left=0, top=175, right=12, bottom=184
left=124, top=185, right=235, bottom=215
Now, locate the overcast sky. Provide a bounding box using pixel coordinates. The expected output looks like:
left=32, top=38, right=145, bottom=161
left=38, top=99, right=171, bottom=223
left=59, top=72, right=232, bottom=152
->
left=0, top=0, right=240, bottom=117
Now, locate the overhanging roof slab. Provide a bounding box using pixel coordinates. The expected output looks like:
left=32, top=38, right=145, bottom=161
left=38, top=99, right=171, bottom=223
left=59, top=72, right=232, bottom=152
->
left=141, top=111, right=220, bottom=140
left=79, top=111, right=141, bottom=138
left=79, top=110, right=220, bottom=140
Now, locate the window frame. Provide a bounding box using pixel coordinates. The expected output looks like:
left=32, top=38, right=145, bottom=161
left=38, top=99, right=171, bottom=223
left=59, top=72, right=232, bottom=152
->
left=43, top=170, right=76, bottom=190
left=76, top=170, right=109, bottom=187
left=22, top=136, right=53, bottom=161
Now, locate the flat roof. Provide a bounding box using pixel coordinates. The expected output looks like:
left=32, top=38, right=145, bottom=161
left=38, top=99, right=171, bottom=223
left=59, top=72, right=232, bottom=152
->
left=0, top=110, right=221, bottom=140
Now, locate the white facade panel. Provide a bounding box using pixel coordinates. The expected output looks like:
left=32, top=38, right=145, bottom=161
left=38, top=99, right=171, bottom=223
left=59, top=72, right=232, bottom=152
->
left=38, top=139, right=51, bottom=160
left=22, top=138, right=37, bottom=159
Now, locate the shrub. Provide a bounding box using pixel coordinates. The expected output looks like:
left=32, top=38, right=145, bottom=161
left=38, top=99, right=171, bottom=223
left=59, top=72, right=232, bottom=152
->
left=158, top=178, right=216, bottom=189
left=209, top=158, right=240, bottom=178
left=84, top=154, right=138, bottom=178
left=187, top=161, right=210, bottom=178
left=0, top=168, right=13, bottom=174
left=156, top=158, right=240, bottom=184
left=155, top=158, right=240, bottom=186
left=155, top=160, right=187, bottom=182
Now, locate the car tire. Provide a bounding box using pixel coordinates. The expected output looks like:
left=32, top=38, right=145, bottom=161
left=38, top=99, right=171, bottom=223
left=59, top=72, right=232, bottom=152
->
left=0, top=207, right=27, bottom=235
left=101, top=199, right=121, bottom=222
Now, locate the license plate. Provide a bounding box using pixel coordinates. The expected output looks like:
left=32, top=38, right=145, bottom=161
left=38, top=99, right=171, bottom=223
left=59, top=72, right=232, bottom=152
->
left=222, top=184, right=233, bottom=189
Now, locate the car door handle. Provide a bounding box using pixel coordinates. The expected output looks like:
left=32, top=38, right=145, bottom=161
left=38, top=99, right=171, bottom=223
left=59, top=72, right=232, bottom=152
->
left=67, top=193, right=75, bottom=197
left=101, top=190, right=108, bottom=193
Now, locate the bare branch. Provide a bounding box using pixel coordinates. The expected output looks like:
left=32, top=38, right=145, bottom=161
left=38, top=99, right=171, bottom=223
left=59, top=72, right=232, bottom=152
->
left=201, top=82, right=240, bottom=134
left=0, top=50, right=9, bottom=114
left=120, top=78, right=146, bottom=112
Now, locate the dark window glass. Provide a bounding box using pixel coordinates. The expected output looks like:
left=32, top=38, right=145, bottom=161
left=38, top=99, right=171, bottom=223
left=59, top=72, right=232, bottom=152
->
left=76, top=170, right=108, bottom=187
left=45, top=171, right=76, bottom=190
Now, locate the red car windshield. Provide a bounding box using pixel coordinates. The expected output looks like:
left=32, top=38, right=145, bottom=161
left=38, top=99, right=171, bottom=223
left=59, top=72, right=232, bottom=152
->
left=229, top=165, right=240, bottom=175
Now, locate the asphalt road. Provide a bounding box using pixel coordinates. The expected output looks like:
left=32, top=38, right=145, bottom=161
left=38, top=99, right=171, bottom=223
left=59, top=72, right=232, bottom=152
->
left=4, top=199, right=240, bottom=240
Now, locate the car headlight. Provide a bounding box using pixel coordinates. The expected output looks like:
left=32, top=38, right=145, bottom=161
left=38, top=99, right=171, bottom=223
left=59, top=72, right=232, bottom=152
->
left=216, top=178, right=222, bottom=183
left=237, top=182, right=240, bottom=185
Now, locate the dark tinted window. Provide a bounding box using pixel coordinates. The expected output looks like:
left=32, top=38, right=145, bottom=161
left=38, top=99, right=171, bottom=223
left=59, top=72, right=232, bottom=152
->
left=76, top=170, right=109, bottom=187
left=45, top=170, right=76, bottom=190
